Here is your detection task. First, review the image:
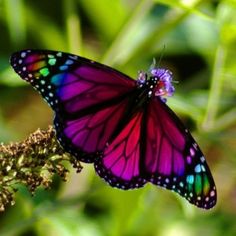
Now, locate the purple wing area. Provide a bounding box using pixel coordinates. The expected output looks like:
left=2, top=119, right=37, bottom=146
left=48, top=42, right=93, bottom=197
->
left=95, top=112, right=146, bottom=189
left=10, top=50, right=135, bottom=113
left=10, top=49, right=136, bottom=162
left=144, top=99, right=217, bottom=209
left=54, top=97, right=130, bottom=162
left=52, top=63, right=135, bottom=114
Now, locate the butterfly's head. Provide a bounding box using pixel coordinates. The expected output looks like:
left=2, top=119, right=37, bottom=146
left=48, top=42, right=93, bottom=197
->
left=151, top=68, right=175, bottom=97
left=137, top=68, right=175, bottom=102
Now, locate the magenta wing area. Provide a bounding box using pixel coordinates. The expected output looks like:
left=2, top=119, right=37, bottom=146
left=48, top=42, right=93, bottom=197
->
left=95, top=111, right=147, bottom=189
left=143, top=99, right=217, bottom=209
left=11, top=50, right=216, bottom=209
left=95, top=98, right=216, bottom=208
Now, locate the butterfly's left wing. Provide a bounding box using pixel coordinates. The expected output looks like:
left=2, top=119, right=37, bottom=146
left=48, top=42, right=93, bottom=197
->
left=143, top=99, right=217, bottom=209
left=10, top=50, right=137, bottom=162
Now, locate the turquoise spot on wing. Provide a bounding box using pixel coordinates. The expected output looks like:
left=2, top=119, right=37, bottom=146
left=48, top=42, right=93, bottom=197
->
left=51, top=74, right=65, bottom=85
left=186, top=175, right=194, bottom=184
left=186, top=175, right=194, bottom=193
left=40, top=68, right=50, bottom=77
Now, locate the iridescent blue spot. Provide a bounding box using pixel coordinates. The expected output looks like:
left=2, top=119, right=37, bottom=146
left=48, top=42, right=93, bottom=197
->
left=51, top=74, right=65, bottom=85
left=65, top=59, right=74, bottom=65
left=195, top=164, right=202, bottom=173
left=186, top=175, right=194, bottom=184
left=60, top=65, right=68, bottom=71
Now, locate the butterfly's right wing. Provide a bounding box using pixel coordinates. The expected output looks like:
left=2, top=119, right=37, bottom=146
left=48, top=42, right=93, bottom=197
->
left=143, top=98, right=217, bottom=209
left=10, top=50, right=136, bottom=162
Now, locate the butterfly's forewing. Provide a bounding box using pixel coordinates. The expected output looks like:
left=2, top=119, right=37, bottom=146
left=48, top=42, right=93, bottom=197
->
left=144, top=99, right=217, bottom=209
left=10, top=50, right=136, bottom=162
left=10, top=50, right=135, bottom=112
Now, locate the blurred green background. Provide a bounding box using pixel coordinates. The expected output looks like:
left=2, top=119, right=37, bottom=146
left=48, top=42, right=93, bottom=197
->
left=0, top=0, right=236, bottom=235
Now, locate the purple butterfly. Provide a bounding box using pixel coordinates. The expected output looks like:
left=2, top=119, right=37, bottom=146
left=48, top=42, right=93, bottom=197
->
left=10, top=50, right=217, bottom=209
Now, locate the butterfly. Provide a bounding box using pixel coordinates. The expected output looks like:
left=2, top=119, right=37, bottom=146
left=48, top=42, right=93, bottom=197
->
left=10, top=49, right=216, bottom=209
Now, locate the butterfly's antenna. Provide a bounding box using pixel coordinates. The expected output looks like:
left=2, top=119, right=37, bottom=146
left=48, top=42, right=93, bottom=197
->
left=150, top=58, right=157, bottom=70
left=150, top=45, right=166, bottom=72
left=156, top=45, right=166, bottom=68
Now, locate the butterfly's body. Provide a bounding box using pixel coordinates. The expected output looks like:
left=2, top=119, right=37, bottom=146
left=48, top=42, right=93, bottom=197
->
left=11, top=50, right=216, bottom=209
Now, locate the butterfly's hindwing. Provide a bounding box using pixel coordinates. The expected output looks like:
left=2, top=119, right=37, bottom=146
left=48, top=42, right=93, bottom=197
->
left=95, top=111, right=147, bottom=189
left=143, top=99, right=216, bottom=209
left=54, top=95, right=138, bottom=163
